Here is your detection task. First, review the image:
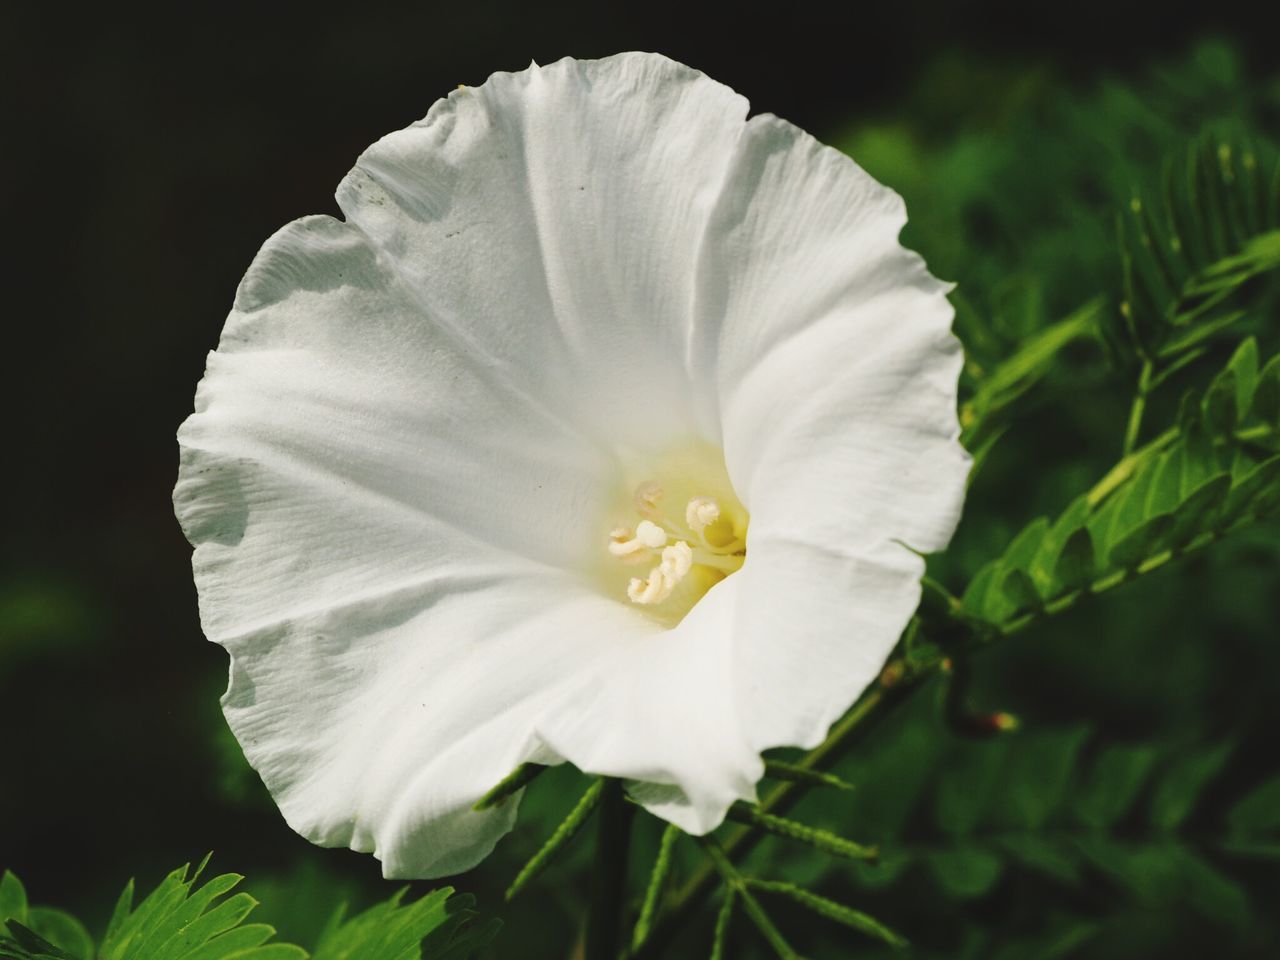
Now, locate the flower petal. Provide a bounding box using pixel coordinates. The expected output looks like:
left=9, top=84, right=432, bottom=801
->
left=699, top=114, right=968, bottom=752
left=335, top=53, right=749, bottom=450
left=177, top=160, right=761, bottom=877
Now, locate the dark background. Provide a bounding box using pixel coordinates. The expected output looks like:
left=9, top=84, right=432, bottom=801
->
left=4, top=3, right=1278, bottom=958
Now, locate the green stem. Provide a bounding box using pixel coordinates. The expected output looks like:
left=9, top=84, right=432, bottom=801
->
left=699, top=838, right=799, bottom=960
left=1087, top=425, right=1178, bottom=507
left=1122, top=359, right=1154, bottom=455
left=585, top=779, right=635, bottom=960
left=628, top=675, right=921, bottom=959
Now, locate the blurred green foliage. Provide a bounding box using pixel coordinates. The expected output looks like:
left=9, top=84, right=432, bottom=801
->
left=3, top=33, right=1279, bottom=960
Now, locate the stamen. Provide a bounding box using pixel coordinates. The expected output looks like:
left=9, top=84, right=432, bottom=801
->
left=627, top=541, right=693, bottom=605
left=603, top=449, right=748, bottom=619
left=608, top=520, right=668, bottom=558
left=685, top=496, right=720, bottom=533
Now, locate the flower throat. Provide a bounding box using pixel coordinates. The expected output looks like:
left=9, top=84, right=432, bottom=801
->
left=603, top=443, right=748, bottom=626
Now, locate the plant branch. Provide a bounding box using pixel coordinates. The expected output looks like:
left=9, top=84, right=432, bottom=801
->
left=1122, top=358, right=1154, bottom=454
left=585, top=779, right=635, bottom=960
left=628, top=668, right=927, bottom=959
left=699, top=838, right=799, bottom=960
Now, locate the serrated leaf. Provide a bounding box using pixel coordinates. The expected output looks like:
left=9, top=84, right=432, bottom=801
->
left=138, top=875, right=246, bottom=960
left=311, top=886, right=491, bottom=960
left=91, top=863, right=314, bottom=960
left=1076, top=744, right=1160, bottom=828
left=1150, top=742, right=1232, bottom=830
left=177, top=924, right=275, bottom=960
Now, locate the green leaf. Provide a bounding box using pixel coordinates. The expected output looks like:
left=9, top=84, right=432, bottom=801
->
left=997, top=835, right=1080, bottom=884
left=999, top=567, right=1041, bottom=615
left=95, top=863, right=307, bottom=960
left=960, top=559, right=1006, bottom=623
left=1142, top=449, right=1184, bottom=517
left=1252, top=353, right=1280, bottom=426
left=1156, top=309, right=1244, bottom=357
left=1226, top=776, right=1280, bottom=835
left=1107, top=513, right=1175, bottom=570
left=1, top=920, right=82, bottom=960
left=962, top=299, right=1102, bottom=439
left=1201, top=366, right=1238, bottom=436
left=1075, top=744, right=1160, bottom=828
left=926, top=848, right=1003, bottom=899
left=1165, top=473, right=1231, bottom=545
left=1002, top=517, right=1050, bottom=576
left=25, top=910, right=92, bottom=960
left=1029, top=497, right=1090, bottom=594
left=1098, top=459, right=1160, bottom=547
left=1170, top=846, right=1252, bottom=929
left=1224, top=337, right=1260, bottom=419
left=103, top=881, right=134, bottom=948
left=1222, top=454, right=1280, bottom=522
left=1052, top=527, right=1096, bottom=593
left=935, top=739, right=1011, bottom=837
left=0, top=873, right=28, bottom=925
left=1000, top=728, right=1090, bottom=830
left=312, top=887, right=494, bottom=960
left=1150, top=742, right=1232, bottom=830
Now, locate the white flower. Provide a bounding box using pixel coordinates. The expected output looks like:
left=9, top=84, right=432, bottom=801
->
left=173, top=52, right=968, bottom=879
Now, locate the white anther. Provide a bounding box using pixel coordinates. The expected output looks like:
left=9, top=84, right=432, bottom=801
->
left=608, top=519, right=667, bottom=558
left=627, top=541, right=693, bottom=605
left=685, top=496, right=721, bottom=533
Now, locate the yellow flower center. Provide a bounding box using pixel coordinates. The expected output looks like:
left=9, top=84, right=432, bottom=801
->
left=601, top=441, right=748, bottom=626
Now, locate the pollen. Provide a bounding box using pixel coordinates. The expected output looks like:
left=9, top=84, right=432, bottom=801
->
left=599, top=441, right=748, bottom=626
